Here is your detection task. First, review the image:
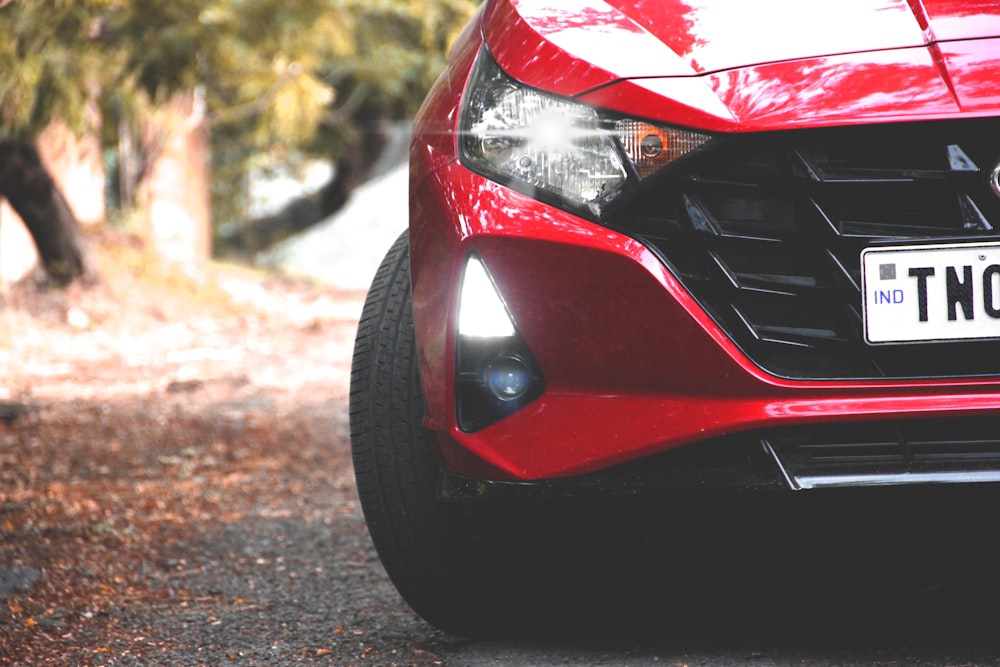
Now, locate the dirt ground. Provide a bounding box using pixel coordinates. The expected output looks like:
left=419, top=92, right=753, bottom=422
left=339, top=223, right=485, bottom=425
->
left=0, top=234, right=448, bottom=665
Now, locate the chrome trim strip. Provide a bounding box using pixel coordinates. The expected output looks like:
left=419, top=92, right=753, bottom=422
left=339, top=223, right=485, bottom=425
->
left=793, top=471, right=1000, bottom=490
left=761, top=439, right=799, bottom=490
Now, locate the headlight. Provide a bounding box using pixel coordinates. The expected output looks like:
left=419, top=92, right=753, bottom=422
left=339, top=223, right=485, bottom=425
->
left=458, top=48, right=712, bottom=217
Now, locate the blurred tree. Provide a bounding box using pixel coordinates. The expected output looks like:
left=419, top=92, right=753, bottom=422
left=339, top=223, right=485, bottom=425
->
left=0, top=2, right=110, bottom=283
left=205, top=0, right=480, bottom=246
left=0, top=0, right=478, bottom=281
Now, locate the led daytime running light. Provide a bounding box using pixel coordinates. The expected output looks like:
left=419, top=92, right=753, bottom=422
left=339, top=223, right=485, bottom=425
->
left=458, top=256, right=516, bottom=338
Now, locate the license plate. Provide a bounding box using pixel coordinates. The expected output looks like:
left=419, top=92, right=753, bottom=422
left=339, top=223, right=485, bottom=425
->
left=862, top=241, right=1000, bottom=344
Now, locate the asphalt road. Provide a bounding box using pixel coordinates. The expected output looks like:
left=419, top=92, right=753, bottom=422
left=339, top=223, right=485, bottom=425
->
left=5, top=272, right=1000, bottom=665
left=337, top=485, right=1000, bottom=667
left=91, top=462, right=1000, bottom=666
left=18, top=406, right=1000, bottom=666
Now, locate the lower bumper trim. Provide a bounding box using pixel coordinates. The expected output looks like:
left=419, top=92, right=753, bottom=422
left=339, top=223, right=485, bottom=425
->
left=764, top=416, right=1000, bottom=490
left=438, top=443, right=787, bottom=503
left=790, top=470, right=1000, bottom=490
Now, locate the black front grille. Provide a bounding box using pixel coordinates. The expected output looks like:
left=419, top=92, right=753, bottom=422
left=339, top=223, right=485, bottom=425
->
left=608, top=119, right=1000, bottom=379
left=765, top=416, right=1000, bottom=489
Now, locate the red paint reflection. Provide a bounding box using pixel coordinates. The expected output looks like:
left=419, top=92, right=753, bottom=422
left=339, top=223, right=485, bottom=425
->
left=710, top=49, right=959, bottom=126
left=941, top=38, right=1000, bottom=111
left=920, top=0, right=1000, bottom=40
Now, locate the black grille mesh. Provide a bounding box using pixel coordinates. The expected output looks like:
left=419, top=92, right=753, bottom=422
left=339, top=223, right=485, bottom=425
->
left=609, top=120, right=1000, bottom=379
left=766, top=417, right=1000, bottom=483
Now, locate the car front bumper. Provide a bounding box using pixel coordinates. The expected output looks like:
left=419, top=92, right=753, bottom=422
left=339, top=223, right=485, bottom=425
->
left=410, top=160, right=1000, bottom=485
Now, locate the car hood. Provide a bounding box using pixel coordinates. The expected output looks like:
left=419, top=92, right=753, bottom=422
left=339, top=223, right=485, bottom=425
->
left=483, top=0, right=1000, bottom=131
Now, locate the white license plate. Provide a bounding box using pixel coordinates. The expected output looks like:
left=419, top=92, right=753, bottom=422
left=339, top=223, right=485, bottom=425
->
left=862, top=241, right=1000, bottom=344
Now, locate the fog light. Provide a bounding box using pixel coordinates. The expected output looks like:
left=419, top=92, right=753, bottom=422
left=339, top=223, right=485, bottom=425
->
left=455, top=254, right=545, bottom=432
left=485, top=355, right=531, bottom=401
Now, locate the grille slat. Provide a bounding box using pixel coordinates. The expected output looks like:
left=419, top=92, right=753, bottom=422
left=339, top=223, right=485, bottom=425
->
left=766, top=417, right=1000, bottom=489
left=754, top=324, right=849, bottom=345
left=809, top=169, right=956, bottom=183
left=825, top=249, right=861, bottom=291
left=791, top=147, right=962, bottom=183
left=615, top=120, right=1000, bottom=380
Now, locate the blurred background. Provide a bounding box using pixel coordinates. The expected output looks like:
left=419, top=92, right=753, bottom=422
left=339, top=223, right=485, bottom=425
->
left=0, top=0, right=479, bottom=290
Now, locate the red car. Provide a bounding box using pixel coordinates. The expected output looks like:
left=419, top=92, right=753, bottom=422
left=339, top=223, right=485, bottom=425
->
left=350, top=0, right=1000, bottom=635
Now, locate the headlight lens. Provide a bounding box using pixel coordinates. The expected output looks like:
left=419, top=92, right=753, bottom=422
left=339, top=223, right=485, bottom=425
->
left=458, top=49, right=712, bottom=217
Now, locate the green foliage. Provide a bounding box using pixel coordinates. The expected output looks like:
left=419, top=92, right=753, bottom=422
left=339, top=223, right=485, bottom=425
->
left=0, top=0, right=479, bottom=222
left=205, top=0, right=480, bottom=227
left=0, top=2, right=114, bottom=140
left=208, top=0, right=479, bottom=151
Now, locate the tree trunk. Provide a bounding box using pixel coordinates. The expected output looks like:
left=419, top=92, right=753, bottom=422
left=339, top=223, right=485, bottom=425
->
left=37, top=112, right=106, bottom=228
left=0, top=140, right=93, bottom=286
left=137, top=90, right=211, bottom=270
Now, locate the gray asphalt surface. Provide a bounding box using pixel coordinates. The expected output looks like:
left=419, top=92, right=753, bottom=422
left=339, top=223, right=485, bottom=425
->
left=5, top=276, right=1000, bottom=666
left=117, top=470, right=1000, bottom=666
left=9, top=401, right=1000, bottom=666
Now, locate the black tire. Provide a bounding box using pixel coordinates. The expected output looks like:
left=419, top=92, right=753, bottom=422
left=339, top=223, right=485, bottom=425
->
left=350, top=231, right=636, bottom=637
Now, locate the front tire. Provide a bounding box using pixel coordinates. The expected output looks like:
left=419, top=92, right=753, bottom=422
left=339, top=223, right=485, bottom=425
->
left=350, top=231, right=634, bottom=636
left=350, top=232, right=503, bottom=635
